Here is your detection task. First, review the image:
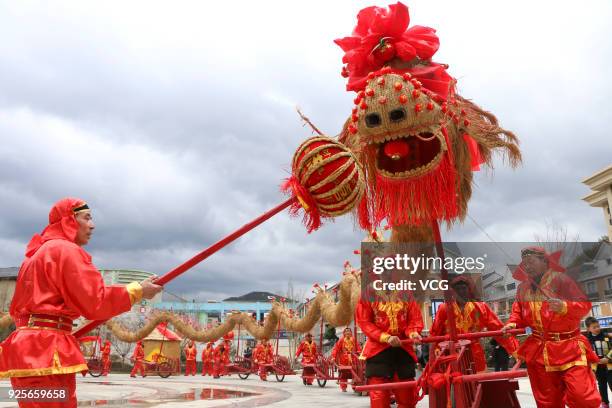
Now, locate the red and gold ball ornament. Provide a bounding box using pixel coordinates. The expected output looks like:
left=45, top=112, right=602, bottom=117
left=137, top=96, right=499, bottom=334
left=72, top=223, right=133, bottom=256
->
left=282, top=136, right=365, bottom=232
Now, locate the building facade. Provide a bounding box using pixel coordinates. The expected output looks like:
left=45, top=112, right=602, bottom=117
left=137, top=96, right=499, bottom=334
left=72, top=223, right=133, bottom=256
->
left=583, top=164, right=612, bottom=241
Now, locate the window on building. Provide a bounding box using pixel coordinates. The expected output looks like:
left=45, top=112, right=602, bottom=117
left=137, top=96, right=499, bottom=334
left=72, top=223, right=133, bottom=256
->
left=506, top=283, right=516, bottom=291
left=593, top=304, right=601, bottom=317
left=607, top=258, right=612, bottom=266
left=607, top=277, right=612, bottom=289
left=587, top=281, right=597, bottom=294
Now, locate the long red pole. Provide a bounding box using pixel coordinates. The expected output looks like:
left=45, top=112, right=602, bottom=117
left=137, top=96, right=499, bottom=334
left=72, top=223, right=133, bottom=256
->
left=73, top=197, right=296, bottom=338
left=400, top=328, right=525, bottom=345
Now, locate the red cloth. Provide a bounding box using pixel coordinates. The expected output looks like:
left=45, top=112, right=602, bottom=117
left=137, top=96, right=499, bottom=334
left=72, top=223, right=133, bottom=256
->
left=355, top=297, right=423, bottom=361
left=11, top=373, right=76, bottom=408
left=254, top=343, right=273, bottom=381
left=367, top=374, right=416, bottom=408
left=527, top=363, right=600, bottom=408
left=332, top=335, right=362, bottom=366
left=101, top=342, right=111, bottom=376
left=295, top=340, right=317, bottom=364
left=184, top=360, right=196, bottom=376
left=508, top=269, right=599, bottom=371
left=429, top=302, right=518, bottom=372
left=130, top=343, right=145, bottom=377
left=0, top=198, right=136, bottom=379
left=184, top=344, right=197, bottom=375
left=201, top=344, right=214, bottom=376
left=334, top=2, right=454, bottom=97
left=213, top=344, right=228, bottom=377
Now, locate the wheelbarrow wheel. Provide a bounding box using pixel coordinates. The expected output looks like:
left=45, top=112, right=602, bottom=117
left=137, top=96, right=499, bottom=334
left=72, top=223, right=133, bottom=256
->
left=157, top=362, right=172, bottom=378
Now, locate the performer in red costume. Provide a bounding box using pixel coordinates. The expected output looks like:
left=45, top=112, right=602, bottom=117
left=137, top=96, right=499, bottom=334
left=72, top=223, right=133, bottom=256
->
left=296, top=333, right=317, bottom=385
left=502, top=246, right=601, bottom=408
left=356, top=290, right=423, bottom=408
left=332, top=327, right=362, bottom=392
left=0, top=198, right=161, bottom=407
left=184, top=340, right=197, bottom=376
left=430, top=276, right=518, bottom=372
left=254, top=338, right=273, bottom=381
left=101, top=340, right=112, bottom=376
left=212, top=341, right=227, bottom=378
left=221, top=336, right=232, bottom=375
left=201, top=341, right=214, bottom=376
left=130, top=340, right=146, bottom=378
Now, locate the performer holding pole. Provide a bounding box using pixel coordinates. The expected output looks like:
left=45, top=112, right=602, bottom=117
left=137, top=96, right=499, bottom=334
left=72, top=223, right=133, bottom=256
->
left=0, top=198, right=161, bottom=407
left=430, top=275, right=518, bottom=373
left=101, top=340, right=112, bottom=376
left=254, top=338, right=273, bottom=381
left=501, top=246, right=601, bottom=408
left=332, top=327, right=361, bottom=392
left=296, top=333, right=317, bottom=385
left=130, top=340, right=146, bottom=378
left=184, top=340, right=197, bottom=376
left=356, top=288, right=423, bottom=408
left=201, top=342, right=214, bottom=376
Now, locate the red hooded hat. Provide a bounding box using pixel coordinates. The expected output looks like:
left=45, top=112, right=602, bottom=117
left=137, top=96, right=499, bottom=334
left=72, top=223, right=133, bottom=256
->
left=25, top=197, right=89, bottom=257
left=512, top=246, right=565, bottom=283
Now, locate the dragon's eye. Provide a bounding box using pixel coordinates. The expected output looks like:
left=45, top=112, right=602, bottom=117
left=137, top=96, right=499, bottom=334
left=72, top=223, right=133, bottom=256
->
left=365, top=113, right=382, bottom=128
left=389, top=108, right=406, bottom=122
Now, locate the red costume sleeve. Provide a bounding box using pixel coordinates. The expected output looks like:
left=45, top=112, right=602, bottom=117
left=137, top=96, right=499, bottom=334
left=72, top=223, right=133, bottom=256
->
left=295, top=342, right=303, bottom=358
left=507, top=299, right=525, bottom=328
left=356, top=299, right=386, bottom=342
left=58, top=244, right=139, bottom=320
left=480, top=303, right=518, bottom=354
left=429, top=303, right=447, bottom=337
left=404, top=301, right=424, bottom=336
left=331, top=338, right=342, bottom=359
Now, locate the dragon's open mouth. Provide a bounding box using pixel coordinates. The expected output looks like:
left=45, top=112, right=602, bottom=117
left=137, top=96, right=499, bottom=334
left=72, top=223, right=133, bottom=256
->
left=375, top=132, right=444, bottom=178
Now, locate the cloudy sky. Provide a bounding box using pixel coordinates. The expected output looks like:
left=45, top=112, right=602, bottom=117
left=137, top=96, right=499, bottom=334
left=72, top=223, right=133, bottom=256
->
left=1, top=0, right=610, bottom=301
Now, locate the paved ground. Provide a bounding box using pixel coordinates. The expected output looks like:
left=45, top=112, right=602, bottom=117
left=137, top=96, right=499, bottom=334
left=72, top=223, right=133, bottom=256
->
left=1, top=372, right=540, bottom=407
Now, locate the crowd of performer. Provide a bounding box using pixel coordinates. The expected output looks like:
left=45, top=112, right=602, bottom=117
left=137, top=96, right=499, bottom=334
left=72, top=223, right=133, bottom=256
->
left=67, top=243, right=612, bottom=408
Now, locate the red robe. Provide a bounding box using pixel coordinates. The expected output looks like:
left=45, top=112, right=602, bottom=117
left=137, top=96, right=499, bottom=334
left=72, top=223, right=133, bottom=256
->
left=0, top=198, right=142, bottom=380
left=201, top=344, right=214, bottom=376
left=184, top=344, right=197, bottom=376
left=254, top=343, right=273, bottom=380
left=507, top=268, right=601, bottom=408
left=101, top=342, right=112, bottom=376
left=356, top=295, right=423, bottom=408
left=130, top=343, right=145, bottom=377
left=429, top=301, right=518, bottom=372
left=213, top=344, right=228, bottom=377
left=332, top=334, right=362, bottom=391
left=332, top=335, right=361, bottom=366
left=295, top=340, right=317, bottom=364
left=356, top=296, right=423, bottom=361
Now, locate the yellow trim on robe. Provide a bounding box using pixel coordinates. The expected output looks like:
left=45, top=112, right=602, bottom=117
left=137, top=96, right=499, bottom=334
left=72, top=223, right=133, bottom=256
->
left=126, top=282, right=143, bottom=305
left=0, top=364, right=89, bottom=378
left=379, top=332, right=391, bottom=343
left=558, top=301, right=568, bottom=316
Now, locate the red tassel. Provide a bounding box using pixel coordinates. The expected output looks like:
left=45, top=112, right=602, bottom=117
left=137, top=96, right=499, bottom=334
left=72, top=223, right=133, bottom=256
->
left=462, top=133, right=483, bottom=171
left=357, top=147, right=458, bottom=228
left=280, top=176, right=322, bottom=233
